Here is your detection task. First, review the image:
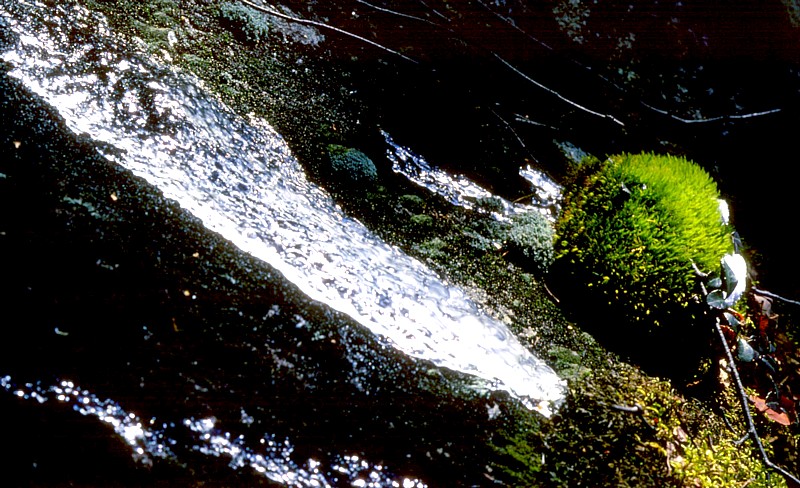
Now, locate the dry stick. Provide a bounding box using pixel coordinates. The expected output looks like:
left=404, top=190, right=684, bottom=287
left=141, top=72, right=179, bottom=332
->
left=238, top=0, right=419, bottom=64
left=356, top=0, right=438, bottom=26
left=474, top=0, right=555, bottom=53
left=641, top=102, right=782, bottom=124
left=492, top=53, right=626, bottom=127
left=355, top=0, right=627, bottom=129
left=413, top=0, right=449, bottom=22
left=714, top=318, right=800, bottom=485
left=512, top=114, right=560, bottom=131
left=752, top=287, right=800, bottom=307
left=338, top=0, right=628, bottom=130
left=489, top=108, right=535, bottom=159
left=476, top=0, right=783, bottom=126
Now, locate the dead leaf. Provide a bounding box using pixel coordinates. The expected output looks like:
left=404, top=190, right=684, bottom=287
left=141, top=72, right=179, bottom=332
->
left=750, top=395, right=768, bottom=412
left=764, top=408, right=791, bottom=426
left=749, top=395, right=791, bottom=426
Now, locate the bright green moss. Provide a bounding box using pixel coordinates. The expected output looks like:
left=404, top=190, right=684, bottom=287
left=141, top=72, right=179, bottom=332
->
left=551, top=152, right=734, bottom=375
left=490, top=363, right=784, bottom=487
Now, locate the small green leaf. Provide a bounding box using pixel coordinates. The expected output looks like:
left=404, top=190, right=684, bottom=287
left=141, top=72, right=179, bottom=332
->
left=707, top=289, right=727, bottom=309
left=722, top=312, right=740, bottom=331
left=736, top=337, right=756, bottom=362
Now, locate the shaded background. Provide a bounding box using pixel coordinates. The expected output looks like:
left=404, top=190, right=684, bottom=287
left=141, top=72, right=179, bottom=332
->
left=270, top=0, right=800, bottom=297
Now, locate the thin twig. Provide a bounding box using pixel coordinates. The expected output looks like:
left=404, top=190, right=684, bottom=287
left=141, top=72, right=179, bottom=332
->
left=512, top=113, right=560, bottom=131
left=714, top=318, right=800, bottom=485
left=611, top=403, right=644, bottom=414
left=492, top=53, right=626, bottom=127
left=356, top=0, right=438, bottom=26
left=474, top=0, right=555, bottom=53
left=238, top=0, right=419, bottom=64
left=752, top=287, right=800, bottom=307
left=417, top=0, right=450, bottom=22
left=610, top=403, right=657, bottom=432
left=489, top=108, right=536, bottom=161
left=641, top=102, right=782, bottom=124
left=476, top=0, right=785, bottom=127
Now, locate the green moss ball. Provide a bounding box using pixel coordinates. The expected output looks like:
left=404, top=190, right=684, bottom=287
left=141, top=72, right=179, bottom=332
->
left=326, top=144, right=378, bottom=187
left=550, top=152, right=733, bottom=374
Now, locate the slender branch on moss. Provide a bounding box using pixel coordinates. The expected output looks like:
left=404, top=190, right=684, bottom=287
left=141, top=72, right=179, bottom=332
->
left=238, top=0, right=419, bottom=64
left=610, top=403, right=657, bottom=432
left=714, top=317, right=800, bottom=485
left=752, top=287, right=800, bottom=307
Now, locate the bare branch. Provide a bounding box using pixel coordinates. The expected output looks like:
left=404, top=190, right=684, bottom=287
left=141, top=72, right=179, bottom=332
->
left=356, top=0, right=438, bottom=26
left=489, top=108, right=534, bottom=158
left=474, top=0, right=555, bottom=53
left=416, top=1, right=449, bottom=21
left=714, top=318, right=800, bottom=485
left=641, top=102, right=782, bottom=124
left=752, top=287, right=800, bottom=307
left=238, top=0, right=419, bottom=64
left=492, top=53, right=626, bottom=127
left=479, top=0, right=783, bottom=127
left=513, top=113, right=560, bottom=131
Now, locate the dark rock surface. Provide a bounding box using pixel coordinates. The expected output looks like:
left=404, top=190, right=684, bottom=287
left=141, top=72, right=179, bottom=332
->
left=0, top=71, right=505, bottom=487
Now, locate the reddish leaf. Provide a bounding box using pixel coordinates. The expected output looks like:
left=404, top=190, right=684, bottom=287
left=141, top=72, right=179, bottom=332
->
left=757, top=315, right=770, bottom=336
left=719, top=324, right=737, bottom=346
left=749, top=395, right=792, bottom=426
left=750, top=395, right=768, bottom=412
left=765, top=408, right=792, bottom=426
left=779, top=395, right=796, bottom=413
left=728, top=310, right=745, bottom=322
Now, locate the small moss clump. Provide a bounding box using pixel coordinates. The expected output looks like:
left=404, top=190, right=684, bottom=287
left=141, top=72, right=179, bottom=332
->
left=408, top=213, right=435, bottom=235
left=505, top=210, right=556, bottom=276
left=550, top=152, right=734, bottom=375
left=325, top=144, right=379, bottom=189
left=219, top=2, right=272, bottom=44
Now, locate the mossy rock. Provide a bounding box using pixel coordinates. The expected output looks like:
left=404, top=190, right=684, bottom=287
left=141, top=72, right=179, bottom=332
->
left=550, top=152, right=733, bottom=376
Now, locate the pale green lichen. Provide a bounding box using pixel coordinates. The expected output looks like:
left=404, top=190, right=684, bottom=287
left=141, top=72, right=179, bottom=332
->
left=505, top=210, right=555, bottom=276
left=219, top=2, right=272, bottom=43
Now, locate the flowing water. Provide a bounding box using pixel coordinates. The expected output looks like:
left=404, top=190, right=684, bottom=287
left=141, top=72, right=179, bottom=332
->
left=384, top=130, right=562, bottom=220
left=1, top=376, right=426, bottom=486
left=1, top=1, right=565, bottom=484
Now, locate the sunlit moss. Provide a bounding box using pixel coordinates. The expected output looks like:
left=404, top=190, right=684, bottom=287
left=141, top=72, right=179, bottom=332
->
left=551, top=152, right=734, bottom=375
left=673, top=437, right=779, bottom=487
left=492, top=363, right=784, bottom=487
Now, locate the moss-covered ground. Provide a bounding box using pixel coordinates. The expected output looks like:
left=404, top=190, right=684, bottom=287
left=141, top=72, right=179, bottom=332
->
left=69, top=1, right=800, bottom=485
